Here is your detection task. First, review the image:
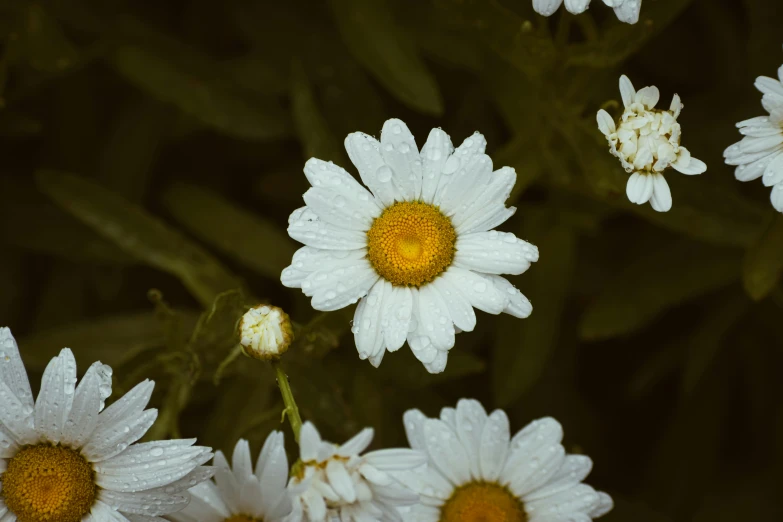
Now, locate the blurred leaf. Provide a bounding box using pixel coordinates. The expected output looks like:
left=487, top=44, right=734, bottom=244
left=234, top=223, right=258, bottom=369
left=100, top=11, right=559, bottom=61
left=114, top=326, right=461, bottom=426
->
left=15, top=3, right=78, bottom=73
left=0, top=110, right=41, bottom=136
left=19, top=312, right=198, bottom=371
left=329, top=0, right=443, bottom=115
left=162, top=182, right=296, bottom=280
left=628, top=341, right=684, bottom=399
left=290, top=60, right=346, bottom=164
left=580, top=242, right=741, bottom=340
left=405, top=4, right=483, bottom=72
left=742, top=213, right=783, bottom=301
left=375, top=349, right=485, bottom=390
left=566, top=0, right=697, bottom=68
left=682, top=297, right=748, bottom=394
left=98, top=97, right=172, bottom=202
left=224, top=54, right=288, bottom=97
left=493, top=219, right=576, bottom=407
left=37, top=170, right=243, bottom=307
left=111, top=17, right=291, bottom=141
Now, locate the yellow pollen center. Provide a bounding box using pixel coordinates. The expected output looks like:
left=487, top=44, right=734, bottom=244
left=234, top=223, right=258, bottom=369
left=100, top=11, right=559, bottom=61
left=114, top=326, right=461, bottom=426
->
left=440, top=482, right=527, bottom=522
left=1, top=444, right=97, bottom=522
left=224, top=516, right=263, bottom=522
left=366, top=201, right=456, bottom=287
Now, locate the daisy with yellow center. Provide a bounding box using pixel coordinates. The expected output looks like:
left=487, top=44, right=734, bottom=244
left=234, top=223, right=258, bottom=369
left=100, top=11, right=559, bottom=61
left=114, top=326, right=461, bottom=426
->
left=169, top=434, right=299, bottom=522
left=0, top=327, right=214, bottom=522
left=282, top=119, right=539, bottom=373
left=394, top=399, right=613, bottom=522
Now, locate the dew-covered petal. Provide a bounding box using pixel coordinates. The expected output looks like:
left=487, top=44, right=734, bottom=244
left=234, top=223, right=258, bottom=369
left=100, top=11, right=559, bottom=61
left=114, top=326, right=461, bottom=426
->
left=381, top=284, right=413, bottom=352
left=287, top=206, right=367, bottom=251
left=435, top=153, right=493, bottom=217
left=771, top=183, right=783, bottom=212
left=303, top=258, right=379, bottom=312
left=442, top=267, right=507, bottom=315
left=488, top=275, right=534, bottom=319
left=762, top=152, right=783, bottom=186
left=525, top=455, right=594, bottom=502
left=533, top=0, right=564, bottom=16
left=455, top=399, right=488, bottom=478
left=34, top=348, right=78, bottom=443
left=0, top=328, right=34, bottom=410
left=353, top=280, right=386, bottom=360
left=564, top=0, right=590, bottom=14
left=380, top=119, right=422, bottom=201
left=432, top=275, right=476, bottom=332
left=337, top=427, right=374, bottom=457
left=420, top=128, right=454, bottom=203
left=281, top=247, right=366, bottom=289
left=451, top=166, right=516, bottom=229
left=61, top=361, right=113, bottom=449
left=303, top=158, right=382, bottom=220
left=455, top=230, right=538, bottom=276
left=83, top=408, right=158, bottom=462
left=479, top=409, right=510, bottom=482
left=344, top=132, right=399, bottom=206
left=411, top=284, right=455, bottom=352
left=422, top=418, right=472, bottom=485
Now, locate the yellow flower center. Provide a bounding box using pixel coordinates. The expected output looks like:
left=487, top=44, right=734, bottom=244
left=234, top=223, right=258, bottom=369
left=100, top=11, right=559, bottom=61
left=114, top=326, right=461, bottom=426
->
left=225, top=516, right=263, bottom=522
left=440, top=482, right=527, bottom=522
left=1, top=444, right=97, bottom=522
left=366, top=201, right=456, bottom=287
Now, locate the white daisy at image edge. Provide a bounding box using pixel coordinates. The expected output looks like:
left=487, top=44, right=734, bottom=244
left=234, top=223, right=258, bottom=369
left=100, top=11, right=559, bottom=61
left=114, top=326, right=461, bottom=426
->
left=281, top=118, right=539, bottom=374
left=0, top=327, right=214, bottom=522
left=597, top=74, right=707, bottom=212
left=289, top=421, right=425, bottom=522
left=394, top=399, right=613, bottom=522
left=532, top=0, right=642, bottom=24
left=723, top=58, right=783, bottom=213
left=169, top=434, right=299, bottom=522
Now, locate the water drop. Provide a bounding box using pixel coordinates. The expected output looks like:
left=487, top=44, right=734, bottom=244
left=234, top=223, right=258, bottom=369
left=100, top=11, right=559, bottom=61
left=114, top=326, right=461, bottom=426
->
left=377, top=166, right=393, bottom=182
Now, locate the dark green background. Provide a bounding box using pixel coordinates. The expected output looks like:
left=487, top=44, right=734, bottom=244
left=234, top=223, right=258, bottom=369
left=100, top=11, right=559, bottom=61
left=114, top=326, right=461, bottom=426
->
left=1, top=0, right=782, bottom=520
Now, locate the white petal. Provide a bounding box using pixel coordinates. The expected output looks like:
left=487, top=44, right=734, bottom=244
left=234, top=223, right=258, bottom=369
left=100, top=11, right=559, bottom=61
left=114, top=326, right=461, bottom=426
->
left=423, top=351, right=449, bottom=373
left=612, top=0, right=642, bottom=24
left=564, top=0, right=591, bottom=14
left=432, top=276, right=476, bottom=332
left=302, top=187, right=376, bottom=232
left=457, top=205, right=517, bottom=235
left=407, top=293, right=439, bottom=365
left=455, top=230, right=539, bottom=276
left=436, top=153, right=493, bottom=216
left=590, top=492, right=615, bottom=517
left=649, top=173, right=672, bottom=212
left=420, top=128, right=454, bottom=203
left=281, top=247, right=366, bottom=289
left=455, top=399, right=488, bottom=479
left=0, top=426, right=19, bottom=458
left=34, top=348, right=77, bottom=443
left=363, top=449, right=427, bottom=471
left=442, top=267, right=507, bottom=315
left=299, top=422, right=322, bottom=462
left=524, top=454, right=594, bottom=501
left=526, top=484, right=603, bottom=517
left=433, top=132, right=487, bottom=208
left=98, top=489, right=189, bottom=516
left=739, top=134, right=783, bottom=154
left=303, top=258, right=379, bottom=311
left=287, top=206, right=367, bottom=251
left=231, top=439, right=253, bottom=479
left=326, top=460, right=356, bottom=503
left=762, top=153, right=783, bottom=186
left=503, top=422, right=565, bottom=497
left=83, top=409, right=158, bottom=462
left=344, top=132, right=399, bottom=206
left=755, top=75, right=783, bottom=98
left=533, top=0, right=564, bottom=16
left=381, top=284, right=413, bottom=352
left=87, top=500, right=132, bottom=521
left=380, top=118, right=422, bottom=201
left=619, top=75, right=635, bottom=108
left=61, top=361, right=113, bottom=449
left=303, top=158, right=381, bottom=221
left=411, top=284, right=455, bottom=352
left=86, top=380, right=154, bottom=455
left=337, top=427, right=374, bottom=457
left=422, top=418, right=472, bottom=485
left=625, top=172, right=653, bottom=205
left=635, top=85, right=659, bottom=108
left=488, top=275, right=533, bottom=319
left=479, top=409, right=510, bottom=482
left=0, top=328, right=34, bottom=410
left=451, top=166, right=516, bottom=228
left=596, top=110, right=616, bottom=136
left=353, top=280, right=386, bottom=359
left=0, top=383, right=36, bottom=443
left=771, top=183, right=783, bottom=212
left=402, top=409, right=428, bottom=450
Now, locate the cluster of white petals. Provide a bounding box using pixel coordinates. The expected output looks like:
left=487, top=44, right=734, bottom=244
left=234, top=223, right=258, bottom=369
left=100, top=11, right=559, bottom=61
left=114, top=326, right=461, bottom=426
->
left=290, top=422, right=425, bottom=521
left=597, top=75, right=707, bottom=212
left=723, top=62, right=783, bottom=213
left=171, top=434, right=299, bottom=522
left=532, top=0, right=642, bottom=24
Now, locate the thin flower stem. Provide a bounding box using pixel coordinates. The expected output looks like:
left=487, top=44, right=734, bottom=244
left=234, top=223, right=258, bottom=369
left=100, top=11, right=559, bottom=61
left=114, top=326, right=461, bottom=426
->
left=273, top=360, right=303, bottom=442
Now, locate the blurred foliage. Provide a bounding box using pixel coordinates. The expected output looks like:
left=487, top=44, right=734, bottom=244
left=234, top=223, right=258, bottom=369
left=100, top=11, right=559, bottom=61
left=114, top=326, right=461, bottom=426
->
left=1, top=0, right=782, bottom=520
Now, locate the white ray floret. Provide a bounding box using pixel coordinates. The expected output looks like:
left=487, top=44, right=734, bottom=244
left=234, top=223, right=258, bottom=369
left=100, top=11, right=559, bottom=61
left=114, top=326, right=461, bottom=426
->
left=281, top=118, right=539, bottom=374
left=723, top=59, right=783, bottom=213
left=602, top=0, right=642, bottom=24
left=394, top=399, right=613, bottom=522
left=0, top=327, right=213, bottom=522
left=170, top=434, right=299, bottom=522
left=532, top=0, right=591, bottom=17
left=289, top=421, right=425, bottom=522
left=597, top=75, right=707, bottom=212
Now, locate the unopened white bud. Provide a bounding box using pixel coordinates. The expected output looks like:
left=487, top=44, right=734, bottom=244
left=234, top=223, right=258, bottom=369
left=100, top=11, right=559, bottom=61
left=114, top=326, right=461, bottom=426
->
left=239, top=305, right=293, bottom=360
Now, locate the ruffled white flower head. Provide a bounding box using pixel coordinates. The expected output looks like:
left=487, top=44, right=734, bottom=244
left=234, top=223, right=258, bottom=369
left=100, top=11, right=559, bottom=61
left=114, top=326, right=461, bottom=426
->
left=281, top=118, right=539, bottom=374
left=239, top=305, right=294, bottom=360
left=396, top=399, right=613, bottom=522
left=0, top=327, right=214, bottom=521
left=597, top=75, right=707, bottom=212
left=170, top=434, right=299, bottom=522
left=290, top=421, right=425, bottom=521
left=602, top=0, right=642, bottom=24
left=723, top=60, right=783, bottom=213
left=532, top=0, right=591, bottom=17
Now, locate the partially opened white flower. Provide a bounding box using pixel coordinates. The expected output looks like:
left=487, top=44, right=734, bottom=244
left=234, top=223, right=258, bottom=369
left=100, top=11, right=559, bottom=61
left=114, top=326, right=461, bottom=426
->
left=289, top=421, right=425, bottom=521
left=0, top=327, right=213, bottom=521
left=597, top=75, right=707, bottom=212
left=602, top=0, right=642, bottom=24
left=169, top=434, right=299, bottom=522
left=532, top=0, right=591, bottom=17
left=395, top=399, right=613, bottom=522
left=281, top=118, right=538, bottom=374
left=723, top=61, right=783, bottom=213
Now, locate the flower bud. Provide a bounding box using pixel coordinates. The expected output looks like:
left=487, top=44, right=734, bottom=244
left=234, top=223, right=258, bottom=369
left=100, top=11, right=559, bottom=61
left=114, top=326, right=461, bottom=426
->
left=239, top=305, right=293, bottom=360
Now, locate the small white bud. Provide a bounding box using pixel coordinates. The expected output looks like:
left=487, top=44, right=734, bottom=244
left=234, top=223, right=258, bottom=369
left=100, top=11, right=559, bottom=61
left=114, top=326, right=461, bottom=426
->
left=239, top=305, right=293, bottom=360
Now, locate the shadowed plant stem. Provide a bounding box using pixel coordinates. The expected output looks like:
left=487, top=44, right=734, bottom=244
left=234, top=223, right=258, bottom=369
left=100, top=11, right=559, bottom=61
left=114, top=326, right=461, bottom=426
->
left=273, top=360, right=303, bottom=442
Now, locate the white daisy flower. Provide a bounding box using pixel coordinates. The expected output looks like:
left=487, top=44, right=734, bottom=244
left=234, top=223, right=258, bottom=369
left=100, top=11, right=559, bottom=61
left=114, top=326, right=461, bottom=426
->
left=169, top=434, right=299, bottom=522
left=281, top=118, right=539, bottom=374
left=290, top=421, right=425, bottom=521
left=596, top=75, right=707, bottom=212
left=723, top=61, right=783, bottom=213
left=0, top=327, right=214, bottom=522
left=532, top=0, right=591, bottom=17
left=602, top=0, right=642, bottom=24
left=395, top=399, right=613, bottom=522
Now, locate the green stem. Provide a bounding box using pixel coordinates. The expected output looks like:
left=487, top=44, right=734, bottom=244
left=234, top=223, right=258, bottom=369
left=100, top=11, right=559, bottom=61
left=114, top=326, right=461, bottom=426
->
left=273, top=361, right=303, bottom=442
